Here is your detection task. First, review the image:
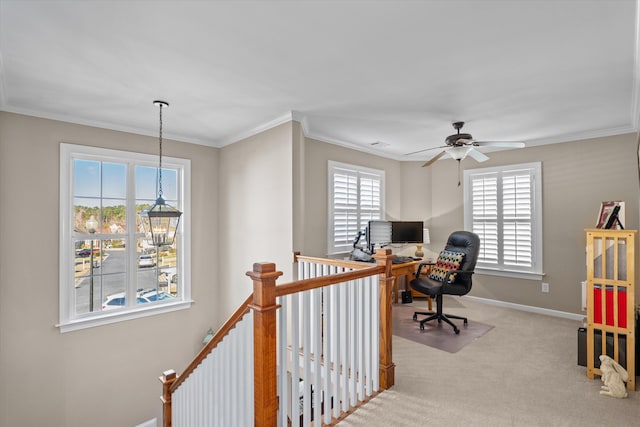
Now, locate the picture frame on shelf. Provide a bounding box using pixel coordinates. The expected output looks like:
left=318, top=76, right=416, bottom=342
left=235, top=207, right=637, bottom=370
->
left=596, top=201, right=625, bottom=229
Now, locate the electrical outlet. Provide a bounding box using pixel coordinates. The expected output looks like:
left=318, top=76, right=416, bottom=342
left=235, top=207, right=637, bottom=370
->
left=541, top=282, right=549, bottom=293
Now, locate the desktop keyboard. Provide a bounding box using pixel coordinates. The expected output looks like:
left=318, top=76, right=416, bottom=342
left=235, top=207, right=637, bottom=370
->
left=392, top=256, right=417, bottom=264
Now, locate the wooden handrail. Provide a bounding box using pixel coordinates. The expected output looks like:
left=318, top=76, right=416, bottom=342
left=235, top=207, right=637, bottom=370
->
left=294, top=252, right=377, bottom=270
left=169, top=294, right=254, bottom=393
left=276, top=264, right=384, bottom=297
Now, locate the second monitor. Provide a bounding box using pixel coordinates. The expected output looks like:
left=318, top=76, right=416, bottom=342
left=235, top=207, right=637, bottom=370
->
left=391, top=221, right=424, bottom=244
left=367, top=220, right=424, bottom=252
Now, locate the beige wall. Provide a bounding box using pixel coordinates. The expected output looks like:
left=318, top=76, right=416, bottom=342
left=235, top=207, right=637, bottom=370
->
left=427, top=133, right=640, bottom=313
left=0, top=112, right=219, bottom=427
left=218, top=121, right=295, bottom=314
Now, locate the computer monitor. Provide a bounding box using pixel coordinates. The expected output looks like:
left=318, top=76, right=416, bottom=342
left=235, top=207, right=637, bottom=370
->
left=391, top=221, right=424, bottom=244
left=366, top=220, right=392, bottom=252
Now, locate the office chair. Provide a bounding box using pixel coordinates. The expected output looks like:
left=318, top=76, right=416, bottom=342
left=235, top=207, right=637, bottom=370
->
left=410, top=231, right=480, bottom=334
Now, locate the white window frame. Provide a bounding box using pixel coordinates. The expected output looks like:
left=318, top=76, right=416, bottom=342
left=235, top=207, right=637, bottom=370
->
left=327, top=161, right=385, bottom=255
left=58, top=143, right=191, bottom=332
left=463, top=162, right=543, bottom=280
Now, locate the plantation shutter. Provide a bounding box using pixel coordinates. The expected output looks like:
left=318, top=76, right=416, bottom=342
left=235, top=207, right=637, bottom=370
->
left=465, top=162, right=541, bottom=277
left=328, top=162, right=384, bottom=254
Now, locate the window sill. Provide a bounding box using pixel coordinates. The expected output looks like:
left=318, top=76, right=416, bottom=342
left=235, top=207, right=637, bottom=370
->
left=57, top=300, right=193, bottom=333
left=475, top=268, right=544, bottom=281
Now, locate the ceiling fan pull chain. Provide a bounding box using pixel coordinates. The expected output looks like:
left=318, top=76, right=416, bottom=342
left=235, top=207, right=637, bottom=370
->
left=457, top=159, right=461, bottom=186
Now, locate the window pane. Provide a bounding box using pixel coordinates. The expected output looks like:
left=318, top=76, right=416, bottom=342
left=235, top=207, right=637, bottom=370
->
left=136, top=165, right=158, bottom=201
left=160, top=168, right=178, bottom=202
left=99, top=272, right=127, bottom=312
left=75, top=238, right=127, bottom=314
left=73, top=159, right=101, bottom=198
left=102, top=239, right=127, bottom=276
left=74, top=237, right=100, bottom=314
left=160, top=241, right=179, bottom=297
left=74, top=198, right=101, bottom=234
left=102, top=200, right=126, bottom=234
left=102, top=162, right=126, bottom=199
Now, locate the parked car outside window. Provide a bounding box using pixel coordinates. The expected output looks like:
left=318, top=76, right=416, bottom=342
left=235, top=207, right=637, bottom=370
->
left=137, top=254, right=156, bottom=268
left=102, top=289, right=175, bottom=310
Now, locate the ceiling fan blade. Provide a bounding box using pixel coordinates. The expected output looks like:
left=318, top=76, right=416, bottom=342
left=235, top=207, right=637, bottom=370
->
left=405, top=145, right=448, bottom=156
left=422, top=150, right=447, bottom=167
left=473, top=141, right=525, bottom=148
left=466, top=148, right=490, bottom=163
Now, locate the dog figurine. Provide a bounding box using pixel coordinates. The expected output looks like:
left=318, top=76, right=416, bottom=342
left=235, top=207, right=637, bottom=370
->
left=599, top=354, right=628, bottom=398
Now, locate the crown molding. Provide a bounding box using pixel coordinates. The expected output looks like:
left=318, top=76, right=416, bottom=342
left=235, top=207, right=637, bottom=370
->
left=0, top=104, right=217, bottom=147
left=216, top=111, right=299, bottom=147
left=523, top=125, right=637, bottom=148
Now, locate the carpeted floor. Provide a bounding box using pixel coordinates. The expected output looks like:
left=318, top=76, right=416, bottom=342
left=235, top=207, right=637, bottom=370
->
left=392, top=303, right=494, bottom=353
left=339, top=296, right=640, bottom=426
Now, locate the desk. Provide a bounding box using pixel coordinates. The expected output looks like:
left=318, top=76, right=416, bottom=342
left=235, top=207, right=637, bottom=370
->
left=391, top=260, right=433, bottom=310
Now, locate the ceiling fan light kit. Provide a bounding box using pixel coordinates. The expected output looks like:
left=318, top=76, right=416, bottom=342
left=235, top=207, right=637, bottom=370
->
left=446, top=145, right=473, bottom=160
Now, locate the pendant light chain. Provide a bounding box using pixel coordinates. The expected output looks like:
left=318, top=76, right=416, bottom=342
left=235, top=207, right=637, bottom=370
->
left=158, top=102, right=164, bottom=198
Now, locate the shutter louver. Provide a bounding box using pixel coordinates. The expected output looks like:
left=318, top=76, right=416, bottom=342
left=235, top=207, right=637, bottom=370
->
left=332, top=170, right=358, bottom=248
left=503, top=173, right=533, bottom=267
left=471, top=174, right=499, bottom=264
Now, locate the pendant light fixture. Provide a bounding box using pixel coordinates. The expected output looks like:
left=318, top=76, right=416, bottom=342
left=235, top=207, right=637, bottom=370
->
left=142, top=100, right=182, bottom=246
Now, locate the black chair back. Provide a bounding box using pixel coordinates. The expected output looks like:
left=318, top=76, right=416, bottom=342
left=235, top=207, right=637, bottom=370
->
left=443, top=231, right=480, bottom=290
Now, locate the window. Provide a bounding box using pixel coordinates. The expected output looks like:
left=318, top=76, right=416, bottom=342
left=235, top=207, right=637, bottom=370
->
left=328, top=161, right=384, bottom=254
left=463, top=162, right=543, bottom=279
left=59, top=144, right=191, bottom=332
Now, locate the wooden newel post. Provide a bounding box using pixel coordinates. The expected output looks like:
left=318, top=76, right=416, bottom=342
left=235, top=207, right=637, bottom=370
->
left=373, top=249, right=395, bottom=389
left=247, top=262, right=283, bottom=427
left=160, top=369, right=177, bottom=427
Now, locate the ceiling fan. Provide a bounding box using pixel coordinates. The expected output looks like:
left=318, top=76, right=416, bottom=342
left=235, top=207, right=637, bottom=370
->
left=407, top=121, right=525, bottom=167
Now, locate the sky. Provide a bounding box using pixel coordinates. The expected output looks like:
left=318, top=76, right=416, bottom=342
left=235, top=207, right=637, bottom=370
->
left=73, top=159, right=178, bottom=208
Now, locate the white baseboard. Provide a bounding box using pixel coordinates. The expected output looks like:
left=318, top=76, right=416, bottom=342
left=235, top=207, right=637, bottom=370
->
left=135, top=419, right=157, bottom=427
left=463, top=295, right=585, bottom=322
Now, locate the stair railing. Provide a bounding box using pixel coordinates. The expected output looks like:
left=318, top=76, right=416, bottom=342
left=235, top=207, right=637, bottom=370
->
left=161, top=249, right=395, bottom=427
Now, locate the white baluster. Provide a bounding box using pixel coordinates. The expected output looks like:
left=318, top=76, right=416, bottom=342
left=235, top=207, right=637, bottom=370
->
left=312, top=286, right=322, bottom=424
left=291, top=293, right=301, bottom=426
left=278, top=296, right=288, bottom=427
left=302, top=290, right=311, bottom=425
left=364, top=277, right=372, bottom=396
left=323, top=284, right=332, bottom=425
left=371, top=276, right=380, bottom=393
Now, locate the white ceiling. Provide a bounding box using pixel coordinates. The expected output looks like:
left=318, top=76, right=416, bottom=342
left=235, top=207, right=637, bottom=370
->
left=1, top=0, right=639, bottom=161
